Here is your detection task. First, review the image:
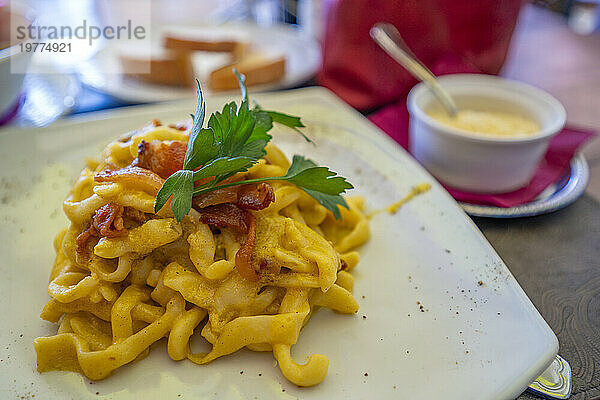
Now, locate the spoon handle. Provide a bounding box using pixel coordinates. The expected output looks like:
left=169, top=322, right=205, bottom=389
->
left=370, top=22, right=458, bottom=116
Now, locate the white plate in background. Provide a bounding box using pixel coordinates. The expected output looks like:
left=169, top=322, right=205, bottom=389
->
left=77, top=23, right=321, bottom=103
left=0, top=87, right=556, bottom=399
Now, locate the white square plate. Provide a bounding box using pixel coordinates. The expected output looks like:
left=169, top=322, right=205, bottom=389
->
left=0, top=87, right=557, bottom=399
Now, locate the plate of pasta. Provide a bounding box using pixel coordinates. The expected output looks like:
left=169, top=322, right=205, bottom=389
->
left=0, top=86, right=557, bottom=399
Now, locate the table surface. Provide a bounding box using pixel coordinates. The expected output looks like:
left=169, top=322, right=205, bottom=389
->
left=496, top=5, right=600, bottom=399
left=502, top=5, right=600, bottom=202
left=477, top=194, right=600, bottom=400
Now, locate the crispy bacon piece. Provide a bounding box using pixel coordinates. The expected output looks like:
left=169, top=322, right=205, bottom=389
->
left=237, top=183, right=275, bottom=210
left=191, top=175, right=246, bottom=208
left=75, top=203, right=127, bottom=259
left=197, top=203, right=259, bottom=281
left=192, top=183, right=275, bottom=211
left=340, top=259, right=348, bottom=271
left=198, top=203, right=249, bottom=233
left=95, top=166, right=164, bottom=194
left=133, top=140, right=188, bottom=179
left=234, top=211, right=258, bottom=281
left=93, top=203, right=126, bottom=237
left=193, top=187, right=239, bottom=209
left=192, top=183, right=273, bottom=282
left=75, top=226, right=96, bottom=258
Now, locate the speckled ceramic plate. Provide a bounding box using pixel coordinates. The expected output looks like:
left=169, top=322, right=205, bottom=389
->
left=0, top=87, right=557, bottom=399
left=460, top=154, right=589, bottom=218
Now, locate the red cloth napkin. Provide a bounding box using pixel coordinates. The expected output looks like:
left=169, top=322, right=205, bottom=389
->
left=318, top=0, right=524, bottom=111
left=369, top=103, right=596, bottom=207
left=319, top=0, right=596, bottom=207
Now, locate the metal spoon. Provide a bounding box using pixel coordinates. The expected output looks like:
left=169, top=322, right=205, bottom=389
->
left=370, top=22, right=458, bottom=117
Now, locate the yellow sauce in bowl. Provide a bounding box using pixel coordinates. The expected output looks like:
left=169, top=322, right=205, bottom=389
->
left=427, top=109, right=540, bottom=137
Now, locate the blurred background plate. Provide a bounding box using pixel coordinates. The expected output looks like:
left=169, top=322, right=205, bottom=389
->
left=76, top=23, right=321, bottom=103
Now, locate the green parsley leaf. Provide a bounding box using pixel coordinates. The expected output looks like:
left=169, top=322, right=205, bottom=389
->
left=234, top=68, right=248, bottom=103
left=281, top=155, right=352, bottom=218
left=266, top=110, right=312, bottom=143
left=153, top=69, right=344, bottom=222
left=208, top=101, right=236, bottom=143
left=302, top=189, right=349, bottom=220
left=247, top=109, right=273, bottom=143
left=192, top=156, right=255, bottom=182
left=283, top=154, right=317, bottom=176
left=184, top=81, right=216, bottom=170
left=154, top=170, right=194, bottom=221
left=240, top=139, right=268, bottom=160
left=192, top=155, right=352, bottom=219
left=185, top=128, right=219, bottom=171
left=267, top=111, right=305, bottom=129
left=221, top=100, right=256, bottom=157
left=283, top=155, right=353, bottom=195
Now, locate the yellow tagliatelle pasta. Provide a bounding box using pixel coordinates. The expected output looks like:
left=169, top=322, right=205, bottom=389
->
left=34, top=121, right=370, bottom=387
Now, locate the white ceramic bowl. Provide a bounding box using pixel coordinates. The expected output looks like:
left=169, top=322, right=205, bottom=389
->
left=407, top=74, right=566, bottom=193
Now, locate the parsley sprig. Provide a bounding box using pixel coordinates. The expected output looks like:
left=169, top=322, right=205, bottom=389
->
left=154, top=71, right=353, bottom=221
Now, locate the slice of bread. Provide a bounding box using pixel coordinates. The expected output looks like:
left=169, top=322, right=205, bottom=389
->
left=192, top=51, right=234, bottom=81
left=120, top=50, right=194, bottom=87
left=209, top=54, right=285, bottom=91
left=163, top=34, right=238, bottom=53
